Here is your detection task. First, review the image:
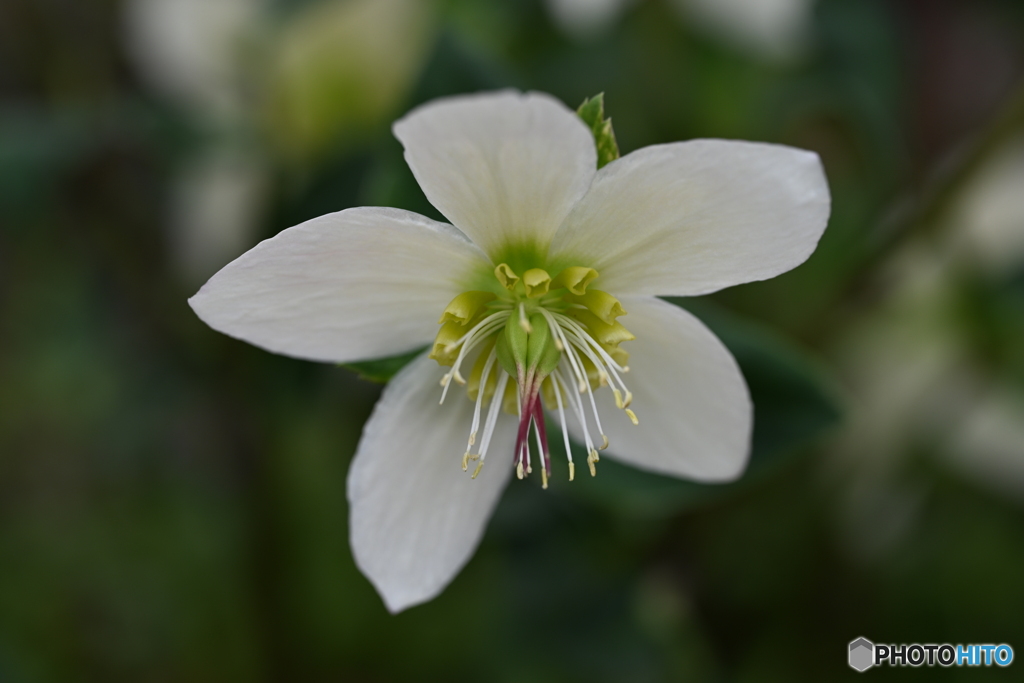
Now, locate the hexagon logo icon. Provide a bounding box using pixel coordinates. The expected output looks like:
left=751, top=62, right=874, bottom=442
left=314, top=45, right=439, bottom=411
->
left=849, top=637, right=874, bottom=672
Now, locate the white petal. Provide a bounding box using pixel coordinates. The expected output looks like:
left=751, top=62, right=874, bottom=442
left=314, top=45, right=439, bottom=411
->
left=189, top=207, right=489, bottom=364
left=549, top=139, right=830, bottom=297
left=568, top=296, right=751, bottom=481
left=348, top=353, right=515, bottom=612
left=393, top=90, right=597, bottom=258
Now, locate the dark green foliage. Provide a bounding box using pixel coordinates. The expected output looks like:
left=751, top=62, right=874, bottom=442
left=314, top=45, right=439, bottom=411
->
left=342, top=346, right=426, bottom=383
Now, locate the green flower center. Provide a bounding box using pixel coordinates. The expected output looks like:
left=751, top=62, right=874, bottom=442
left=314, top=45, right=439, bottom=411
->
left=431, top=263, right=639, bottom=487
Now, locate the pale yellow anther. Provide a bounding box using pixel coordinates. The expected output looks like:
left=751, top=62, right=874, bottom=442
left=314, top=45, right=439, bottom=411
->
left=522, top=268, right=552, bottom=298
left=438, top=291, right=496, bottom=325
left=566, top=290, right=626, bottom=324
left=541, top=467, right=548, bottom=489
left=469, top=433, right=476, bottom=446
left=461, top=452, right=470, bottom=471
left=495, top=263, right=520, bottom=290
left=591, top=450, right=600, bottom=462
left=472, top=461, right=484, bottom=479
left=516, top=462, right=524, bottom=480
left=613, top=389, right=624, bottom=409
left=551, top=266, right=598, bottom=295
left=527, top=463, right=533, bottom=474
left=623, top=390, right=633, bottom=408
left=626, top=409, right=639, bottom=425
left=587, top=450, right=598, bottom=477
left=600, top=434, right=609, bottom=450
left=569, top=461, right=575, bottom=481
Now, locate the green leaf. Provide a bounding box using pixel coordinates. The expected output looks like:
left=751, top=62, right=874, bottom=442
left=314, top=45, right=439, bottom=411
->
left=566, top=299, right=843, bottom=518
left=576, top=93, right=620, bottom=169
left=340, top=346, right=426, bottom=383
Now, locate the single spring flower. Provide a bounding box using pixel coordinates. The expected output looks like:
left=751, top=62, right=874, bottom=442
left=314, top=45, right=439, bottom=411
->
left=190, top=90, right=830, bottom=612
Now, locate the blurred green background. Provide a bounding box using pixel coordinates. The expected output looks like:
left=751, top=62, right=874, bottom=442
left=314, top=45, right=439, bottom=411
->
left=3, top=0, right=1024, bottom=680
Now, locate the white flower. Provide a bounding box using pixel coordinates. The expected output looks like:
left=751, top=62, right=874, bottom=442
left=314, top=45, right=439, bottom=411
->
left=123, top=0, right=264, bottom=122
left=189, top=90, right=830, bottom=612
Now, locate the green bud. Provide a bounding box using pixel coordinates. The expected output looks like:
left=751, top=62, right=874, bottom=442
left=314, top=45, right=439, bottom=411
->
left=577, top=93, right=620, bottom=169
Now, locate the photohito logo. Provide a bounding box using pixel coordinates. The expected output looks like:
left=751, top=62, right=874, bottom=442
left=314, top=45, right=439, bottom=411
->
left=848, top=637, right=1014, bottom=672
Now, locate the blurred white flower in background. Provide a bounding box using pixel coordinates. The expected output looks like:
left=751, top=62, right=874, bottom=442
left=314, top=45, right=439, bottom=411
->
left=831, top=132, right=1024, bottom=558
left=123, top=0, right=265, bottom=123
left=948, top=134, right=1024, bottom=275
left=546, top=0, right=632, bottom=41
left=948, top=384, right=1024, bottom=504
left=169, top=147, right=269, bottom=284
left=671, top=0, right=814, bottom=62
left=546, top=0, right=815, bottom=61
left=122, top=0, right=435, bottom=283
left=266, top=0, right=435, bottom=161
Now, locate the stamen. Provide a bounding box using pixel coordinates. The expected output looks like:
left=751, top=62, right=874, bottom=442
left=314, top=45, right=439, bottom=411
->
left=626, top=409, right=639, bottom=425
left=439, top=312, right=510, bottom=404
left=569, top=461, right=575, bottom=481
left=552, top=313, right=632, bottom=391
left=552, top=311, right=635, bottom=411
left=547, top=321, right=609, bottom=450
left=551, top=372, right=574, bottom=473
left=465, top=348, right=498, bottom=454
left=556, top=366, right=597, bottom=457
left=445, top=311, right=509, bottom=353
left=578, top=360, right=608, bottom=450
left=533, top=396, right=551, bottom=479
left=534, top=424, right=547, bottom=489
left=537, top=309, right=587, bottom=391
left=475, top=371, right=510, bottom=468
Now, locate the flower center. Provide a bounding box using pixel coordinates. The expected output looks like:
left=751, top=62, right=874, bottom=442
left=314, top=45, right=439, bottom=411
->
left=431, top=263, right=639, bottom=487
